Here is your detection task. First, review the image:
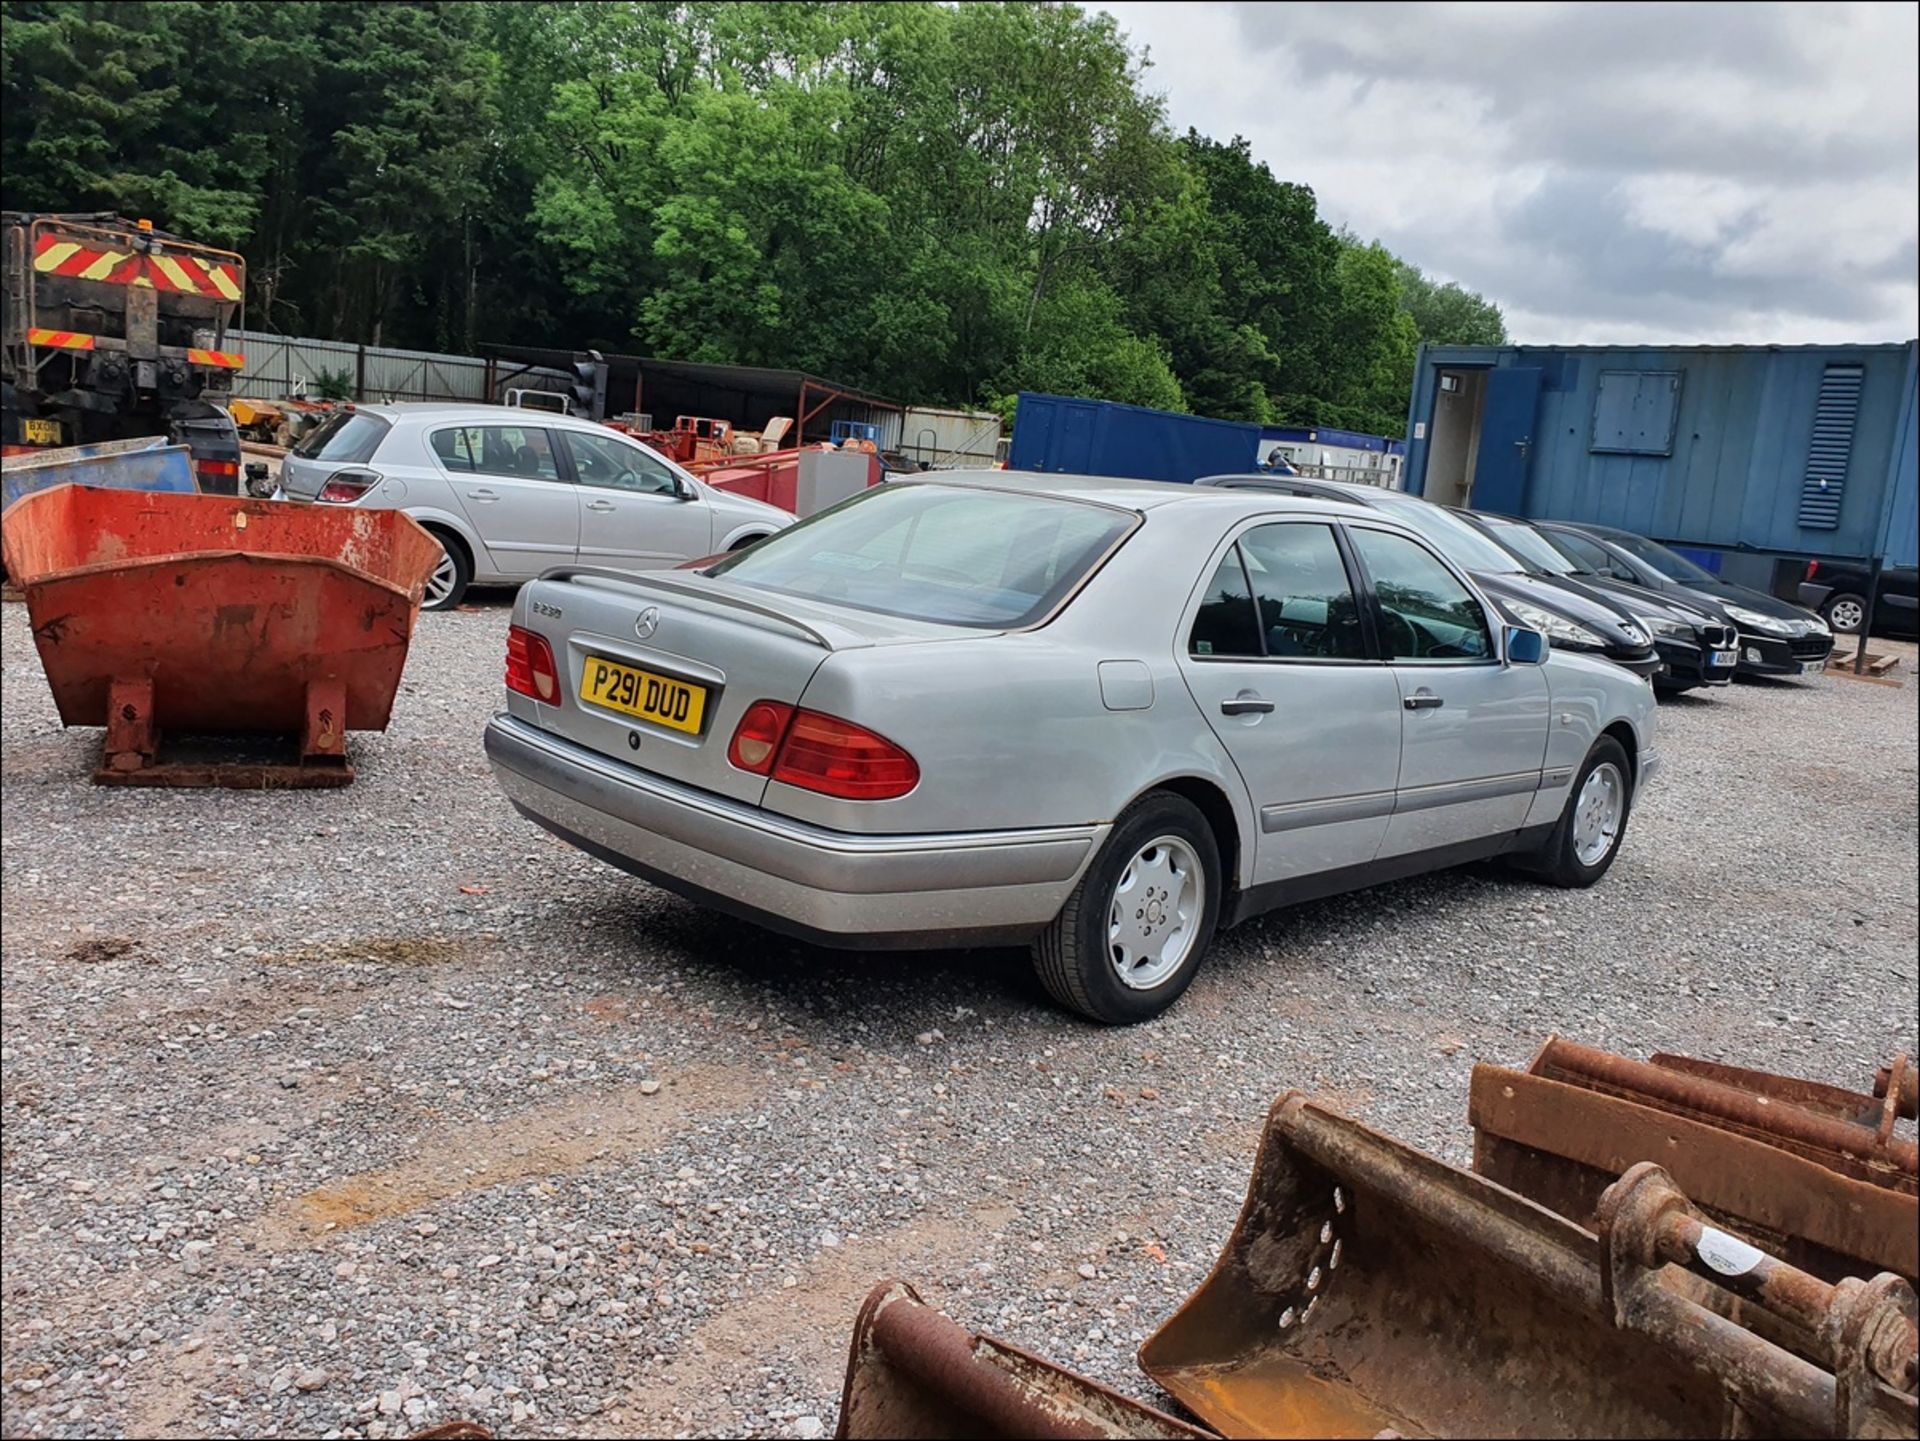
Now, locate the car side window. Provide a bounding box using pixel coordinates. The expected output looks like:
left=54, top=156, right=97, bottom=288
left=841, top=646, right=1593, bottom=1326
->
left=562, top=429, right=681, bottom=495
left=1349, top=527, right=1493, bottom=663
left=1188, top=550, right=1262, bottom=658
left=1238, top=523, right=1368, bottom=660
left=431, top=426, right=564, bottom=483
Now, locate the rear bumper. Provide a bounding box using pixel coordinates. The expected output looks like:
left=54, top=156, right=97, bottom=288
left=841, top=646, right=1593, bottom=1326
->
left=483, top=713, right=1101, bottom=949
left=1797, top=582, right=1835, bottom=612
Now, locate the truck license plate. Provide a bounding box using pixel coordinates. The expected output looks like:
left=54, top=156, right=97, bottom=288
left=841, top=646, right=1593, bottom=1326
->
left=21, top=418, right=61, bottom=446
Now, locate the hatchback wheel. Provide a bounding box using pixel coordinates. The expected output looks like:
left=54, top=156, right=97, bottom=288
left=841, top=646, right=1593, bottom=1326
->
left=1823, top=592, right=1866, bottom=634
left=421, top=530, right=471, bottom=612
left=1521, top=735, right=1633, bottom=887
left=1033, top=791, right=1220, bottom=1024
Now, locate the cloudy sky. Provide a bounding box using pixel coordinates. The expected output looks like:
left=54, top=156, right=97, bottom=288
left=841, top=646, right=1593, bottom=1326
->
left=1095, top=1, right=1919, bottom=345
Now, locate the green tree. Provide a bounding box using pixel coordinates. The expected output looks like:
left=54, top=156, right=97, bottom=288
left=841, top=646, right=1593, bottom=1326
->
left=1395, top=260, right=1508, bottom=347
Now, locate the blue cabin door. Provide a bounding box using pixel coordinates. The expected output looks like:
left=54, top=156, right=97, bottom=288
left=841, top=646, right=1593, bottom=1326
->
left=1471, top=367, right=1542, bottom=515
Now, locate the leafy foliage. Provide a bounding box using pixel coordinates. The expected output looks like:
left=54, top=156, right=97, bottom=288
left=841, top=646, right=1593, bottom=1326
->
left=1, top=0, right=1509, bottom=436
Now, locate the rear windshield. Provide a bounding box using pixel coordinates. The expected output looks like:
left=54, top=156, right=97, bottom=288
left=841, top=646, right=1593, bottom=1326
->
left=705, top=483, right=1135, bottom=628
left=1606, top=532, right=1718, bottom=584
left=1373, top=497, right=1523, bottom=574
left=291, top=410, right=391, bottom=464
left=1482, top=516, right=1581, bottom=575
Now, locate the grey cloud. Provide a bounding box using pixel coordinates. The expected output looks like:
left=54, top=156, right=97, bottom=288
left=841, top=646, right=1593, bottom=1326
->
left=1103, top=0, right=1917, bottom=343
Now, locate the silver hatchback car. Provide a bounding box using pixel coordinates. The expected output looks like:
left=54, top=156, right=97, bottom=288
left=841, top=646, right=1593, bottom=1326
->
left=276, top=402, right=792, bottom=609
left=484, top=473, right=1659, bottom=1023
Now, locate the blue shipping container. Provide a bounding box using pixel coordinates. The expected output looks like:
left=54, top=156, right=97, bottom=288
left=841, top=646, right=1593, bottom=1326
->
left=1008, top=393, right=1260, bottom=484
left=1400, top=341, right=1918, bottom=567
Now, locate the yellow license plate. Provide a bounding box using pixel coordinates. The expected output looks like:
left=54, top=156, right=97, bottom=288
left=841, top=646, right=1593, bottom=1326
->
left=579, top=656, right=708, bottom=734
left=22, top=418, right=62, bottom=446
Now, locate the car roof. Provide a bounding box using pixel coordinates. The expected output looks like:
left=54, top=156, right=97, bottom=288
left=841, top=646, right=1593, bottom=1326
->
left=1199, top=472, right=1395, bottom=502
left=353, top=401, right=608, bottom=431
left=907, top=469, right=1378, bottom=519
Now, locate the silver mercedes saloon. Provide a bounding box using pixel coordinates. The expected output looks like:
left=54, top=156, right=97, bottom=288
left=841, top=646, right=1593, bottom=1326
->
left=484, top=472, right=1659, bottom=1023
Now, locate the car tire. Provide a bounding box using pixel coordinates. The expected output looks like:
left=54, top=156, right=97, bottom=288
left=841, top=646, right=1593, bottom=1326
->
left=728, top=533, right=768, bottom=552
left=421, top=528, right=472, bottom=612
left=1821, top=592, right=1867, bottom=635
left=1032, top=791, right=1221, bottom=1025
left=1522, top=735, right=1634, bottom=888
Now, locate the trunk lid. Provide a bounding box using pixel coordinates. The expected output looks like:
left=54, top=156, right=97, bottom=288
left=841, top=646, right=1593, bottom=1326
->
left=519, top=567, right=990, bottom=806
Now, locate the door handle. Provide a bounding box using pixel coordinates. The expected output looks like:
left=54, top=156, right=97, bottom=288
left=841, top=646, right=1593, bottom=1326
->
left=1220, top=691, right=1275, bottom=716
left=466, top=488, right=497, bottom=503
left=584, top=499, right=616, bottom=512
left=1403, top=691, right=1444, bottom=711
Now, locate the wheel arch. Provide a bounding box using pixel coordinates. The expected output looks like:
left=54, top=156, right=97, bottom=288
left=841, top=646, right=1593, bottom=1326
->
left=1601, top=719, right=1639, bottom=780
left=1138, top=774, right=1247, bottom=902
left=405, top=508, right=482, bottom=574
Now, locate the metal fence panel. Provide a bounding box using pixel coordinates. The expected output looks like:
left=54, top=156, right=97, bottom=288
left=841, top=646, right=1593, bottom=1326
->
left=231, top=331, right=572, bottom=405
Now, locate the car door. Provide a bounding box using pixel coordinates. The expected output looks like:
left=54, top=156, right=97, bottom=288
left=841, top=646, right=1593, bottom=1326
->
left=1177, top=519, right=1403, bottom=883
left=428, top=423, right=578, bottom=578
left=559, top=427, right=714, bottom=569
left=1344, top=521, right=1551, bottom=859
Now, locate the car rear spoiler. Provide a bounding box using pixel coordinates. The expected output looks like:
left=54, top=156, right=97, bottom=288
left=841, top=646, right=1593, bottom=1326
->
left=533, top=566, right=835, bottom=649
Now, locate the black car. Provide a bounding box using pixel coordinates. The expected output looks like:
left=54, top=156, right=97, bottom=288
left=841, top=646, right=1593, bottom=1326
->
left=1535, top=521, right=1834, bottom=678
left=1196, top=476, right=1664, bottom=678
left=1448, top=509, right=1738, bottom=694
left=1797, top=561, right=1919, bottom=638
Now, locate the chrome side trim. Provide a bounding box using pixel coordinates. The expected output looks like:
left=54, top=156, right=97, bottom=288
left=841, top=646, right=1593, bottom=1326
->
left=1393, top=770, right=1545, bottom=815
left=1264, top=767, right=1572, bottom=834
left=1262, top=790, right=1396, bottom=833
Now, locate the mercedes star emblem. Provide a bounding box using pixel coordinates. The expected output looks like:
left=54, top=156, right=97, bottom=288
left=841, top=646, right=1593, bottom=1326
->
left=635, top=605, right=660, bottom=640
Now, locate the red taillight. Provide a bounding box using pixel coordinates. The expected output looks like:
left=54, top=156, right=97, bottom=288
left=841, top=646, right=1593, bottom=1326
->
left=727, top=700, right=793, bottom=775
left=772, top=710, right=918, bottom=799
left=505, top=625, right=560, bottom=703
left=195, top=458, right=239, bottom=480
left=316, top=469, right=379, bottom=504
left=726, top=703, right=918, bottom=798
left=1805, top=560, right=1819, bottom=579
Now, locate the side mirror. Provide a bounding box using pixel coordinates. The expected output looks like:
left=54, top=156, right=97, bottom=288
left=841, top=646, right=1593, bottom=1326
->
left=1505, top=626, right=1548, bottom=665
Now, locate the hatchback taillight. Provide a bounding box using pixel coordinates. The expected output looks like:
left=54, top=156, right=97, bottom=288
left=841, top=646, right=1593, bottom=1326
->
left=317, top=468, right=380, bottom=504
left=726, top=703, right=918, bottom=799
left=505, top=625, right=560, bottom=703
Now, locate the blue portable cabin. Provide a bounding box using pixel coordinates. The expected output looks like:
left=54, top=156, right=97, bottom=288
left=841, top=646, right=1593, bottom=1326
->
left=1007, top=393, right=1261, bottom=484
left=1399, top=341, right=1920, bottom=585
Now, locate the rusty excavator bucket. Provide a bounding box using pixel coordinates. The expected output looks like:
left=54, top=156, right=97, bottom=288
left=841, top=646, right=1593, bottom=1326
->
left=835, top=1280, right=1211, bottom=1439
left=1470, top=1037, right=1917, bottom=1283
left=1137, top=1091, right=1918, bottom=1439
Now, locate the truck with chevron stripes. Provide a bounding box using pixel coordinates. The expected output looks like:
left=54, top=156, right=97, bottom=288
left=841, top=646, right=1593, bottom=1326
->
left=2, top=212, right=245, bottom=491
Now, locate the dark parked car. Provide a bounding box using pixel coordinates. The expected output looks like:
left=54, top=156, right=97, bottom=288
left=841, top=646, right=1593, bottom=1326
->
left=1797, top=561, right=1919, bottom=638
left=1535, top=521, right=1833, bottom=678
left=1448, top=509, right=1738, bottom=694
left=1198, top=476, right=1663, bottom=678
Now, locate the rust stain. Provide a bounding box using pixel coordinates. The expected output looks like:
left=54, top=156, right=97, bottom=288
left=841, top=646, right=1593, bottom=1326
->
left=249, top=1066, right=756, bottom=1249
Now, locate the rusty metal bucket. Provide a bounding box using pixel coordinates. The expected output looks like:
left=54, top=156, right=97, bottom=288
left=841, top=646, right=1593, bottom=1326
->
left=1471, top=1037, right=1918, bottom=1283
left=836, top=1280, right=1210, bottom=1440
left=1, top=484, right=440, bottom=786
left=1137, top=1091, right=1915, bottom=1438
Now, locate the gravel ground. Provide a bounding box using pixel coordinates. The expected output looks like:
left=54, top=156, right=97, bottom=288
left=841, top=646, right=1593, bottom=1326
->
left=3, top=596, right=1915, bottom=1440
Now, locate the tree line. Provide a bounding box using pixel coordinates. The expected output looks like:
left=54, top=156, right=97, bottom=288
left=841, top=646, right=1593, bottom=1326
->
left=1, top=0, right=1508, bottom=437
